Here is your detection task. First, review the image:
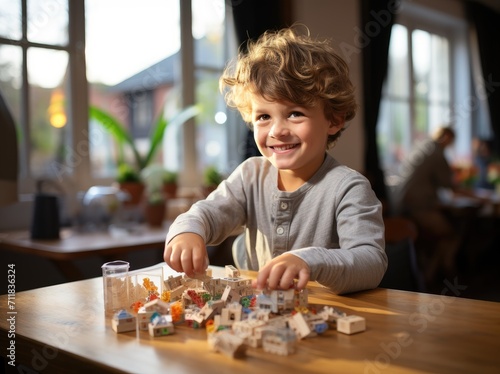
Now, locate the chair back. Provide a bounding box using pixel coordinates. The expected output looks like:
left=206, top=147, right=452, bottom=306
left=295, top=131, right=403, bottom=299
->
left=379, top=216, right=425, bottom=292
left=384, top=216, right=418, bottom=243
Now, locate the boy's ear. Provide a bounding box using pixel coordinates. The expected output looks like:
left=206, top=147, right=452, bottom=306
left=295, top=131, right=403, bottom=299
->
left=328, top=116, right=345, bottom=134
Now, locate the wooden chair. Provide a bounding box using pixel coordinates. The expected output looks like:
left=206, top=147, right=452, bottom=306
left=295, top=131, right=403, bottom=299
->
left=379, top=216, right=426, bottom=292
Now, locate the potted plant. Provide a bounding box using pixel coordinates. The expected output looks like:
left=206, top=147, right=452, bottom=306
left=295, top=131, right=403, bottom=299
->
left=141, top=164, right=178, bottom=225
left=162, top=170, right=178, bottom=199
left=89, top=105, right=199, bottom=203
left=141, top=164, right=177, bottom=199
left=116, top=163, right=145, bottom=205
left=202, top=166, right=224, bottom=196
left=143, top=190, right=166, bottom=227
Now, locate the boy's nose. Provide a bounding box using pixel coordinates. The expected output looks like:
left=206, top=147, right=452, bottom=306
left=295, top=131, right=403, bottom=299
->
left=269, top=119, right=289, bottom=138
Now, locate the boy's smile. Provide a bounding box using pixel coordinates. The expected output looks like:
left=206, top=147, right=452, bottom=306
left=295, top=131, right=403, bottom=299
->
left=270, top=143, right=299, bottom=152
left=250, top=94, right=343, bottom=189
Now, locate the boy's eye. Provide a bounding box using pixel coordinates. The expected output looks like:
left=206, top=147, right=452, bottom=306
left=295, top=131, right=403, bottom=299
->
left=289, top=111, right=303, bottom=118
left=256, top=114, right=270, bottom=121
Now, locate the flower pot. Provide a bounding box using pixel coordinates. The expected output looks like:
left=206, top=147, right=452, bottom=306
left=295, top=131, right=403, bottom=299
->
left=163, top=182, right=178, bottom=199
left=144, top=202, right=166, bottom=227
left=119, top=182, right=145, bottom=205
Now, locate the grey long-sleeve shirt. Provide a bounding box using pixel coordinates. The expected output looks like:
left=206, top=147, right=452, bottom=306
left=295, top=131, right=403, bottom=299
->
left=166, top=154, right=387, bottom=294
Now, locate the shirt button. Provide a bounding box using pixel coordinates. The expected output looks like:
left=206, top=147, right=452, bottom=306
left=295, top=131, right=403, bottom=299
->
left=276, top=226, right=284, bottom=235
left=280, top=202, right=288, bottom=210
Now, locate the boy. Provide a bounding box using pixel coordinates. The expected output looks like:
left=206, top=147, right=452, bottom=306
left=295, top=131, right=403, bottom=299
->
left=164, top=27, right=387, bottom=294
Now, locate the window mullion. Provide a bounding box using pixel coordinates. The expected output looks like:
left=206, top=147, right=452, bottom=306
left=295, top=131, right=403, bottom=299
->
left=67, top=0, right=89, bottom=188
left=179, top=0, right=197, bottom=187
left=19, top=0, right=31, bottom=188
left=407, top=26, right=416, bottom=141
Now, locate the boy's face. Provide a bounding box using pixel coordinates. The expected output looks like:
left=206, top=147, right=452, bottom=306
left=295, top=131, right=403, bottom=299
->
left=250, top=94, right=342, bottom=181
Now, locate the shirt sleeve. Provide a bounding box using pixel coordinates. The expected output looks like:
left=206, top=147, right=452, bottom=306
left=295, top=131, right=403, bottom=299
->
left=165, top=165, right=248, bottom=246
left=291, top=173, right=387, bottom=294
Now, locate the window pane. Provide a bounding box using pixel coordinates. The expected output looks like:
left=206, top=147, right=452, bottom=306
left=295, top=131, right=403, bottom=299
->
left=429, top=34, right=450, bottom=103
left=0, top=0, right=21, bottom=40
left=378, top=98, right=411, bottom=172
left=195, top=70, right=227, bottom=170
left=192, top=0, right=225, bottom=68
left=0, top=45, right=22, bottom=114
left=386, top=24, right=409, bottom=98
left=414, top=100, right=429, bottom=136
left=412, top=29, right=430, bottom=102
left=129, top=91, right=154, bottom=139
left=86, top=0, right=179, bottom=178
left=27, top=47, right=70, bottom=177
left=28, top=47, right=68, bottom=88
left=27, top=0, right=68, bottom=46
left=412, top=29, right=450, bottom=132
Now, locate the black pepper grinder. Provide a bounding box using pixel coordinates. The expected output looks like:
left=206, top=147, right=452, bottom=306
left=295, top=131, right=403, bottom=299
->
left=30, top=180, right=60, bottom=240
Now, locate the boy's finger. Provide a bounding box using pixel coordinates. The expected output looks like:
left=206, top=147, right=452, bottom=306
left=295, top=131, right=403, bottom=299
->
left=255, top=266, right=271, bottom=289
left=295, top=269, right=310, bottom=290
left=193, top=247, right=208, bottom=274
left=180, top=251, right=194, bottom=276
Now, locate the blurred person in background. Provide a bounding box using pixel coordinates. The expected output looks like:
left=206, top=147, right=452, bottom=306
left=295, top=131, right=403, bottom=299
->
left=393, top=126, right=479, bottom=287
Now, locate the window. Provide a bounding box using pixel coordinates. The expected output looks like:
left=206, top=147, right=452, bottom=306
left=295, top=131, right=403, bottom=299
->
left=377, top=2, right=480, bottom=176
left=0, top=0, right=71, bottom=193
left=0, top=0, right=239, bottom=194
left=87, top=0, right=240, bottom=182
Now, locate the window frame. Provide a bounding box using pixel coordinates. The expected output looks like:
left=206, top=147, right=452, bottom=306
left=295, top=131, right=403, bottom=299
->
left=378, top=2, right=472, bottom=176
left=0, top=0, right=82, bottom=194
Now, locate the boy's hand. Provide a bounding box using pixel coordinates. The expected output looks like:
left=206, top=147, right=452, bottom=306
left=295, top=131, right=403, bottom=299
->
left=253, top=253, right=310, bottom=290
left=164, top=233, right=209, bottom=277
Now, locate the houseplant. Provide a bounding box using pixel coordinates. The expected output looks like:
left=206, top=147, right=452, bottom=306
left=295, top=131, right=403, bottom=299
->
left=202, top=165, right=224, bottom=196
left=116, top=163, right=144, bottom=205
left=143, top=190, right=166, bottom=227
left=140, top=164, right=178, bottom=198
left=140, top=164, right=176, bottom=226
left=89, top=105, right=198, bottom=203
left=162, top=170, right=178, bottom=199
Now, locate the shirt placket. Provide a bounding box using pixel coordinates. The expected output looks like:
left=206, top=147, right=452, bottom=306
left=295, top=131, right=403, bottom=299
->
left=272, top=198, right=292, bottom=257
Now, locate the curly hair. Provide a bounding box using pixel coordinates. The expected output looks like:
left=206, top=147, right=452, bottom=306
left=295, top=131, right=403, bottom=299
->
left=220, top=26, right=357, bottom=148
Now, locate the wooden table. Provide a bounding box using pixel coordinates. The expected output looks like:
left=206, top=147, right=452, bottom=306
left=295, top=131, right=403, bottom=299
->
left=0, top=224, right=169, bottom=281
left=440, top=188, right=500, bottom=217
left=1, top=265, right=499, bottom=374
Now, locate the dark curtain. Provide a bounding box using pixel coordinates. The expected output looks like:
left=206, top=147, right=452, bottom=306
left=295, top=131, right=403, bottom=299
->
left=0, top=91, right=19, bottom=205
left=361, top=0, right=399, bottom=204
left=230, top=0, right=290, bottom=159
left=466, top=1, right=500, bottom=156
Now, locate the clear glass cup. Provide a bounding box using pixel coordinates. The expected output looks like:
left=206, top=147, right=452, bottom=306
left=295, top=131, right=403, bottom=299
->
left=102, top=260, right=130, bottom=317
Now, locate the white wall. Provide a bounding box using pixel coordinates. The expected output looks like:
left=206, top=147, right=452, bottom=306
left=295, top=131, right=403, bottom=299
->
left=292, top=0, right=365, bottom=172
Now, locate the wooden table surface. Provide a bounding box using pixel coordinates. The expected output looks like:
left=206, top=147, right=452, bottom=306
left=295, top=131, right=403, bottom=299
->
left=1, top=264, right=499, bottom=374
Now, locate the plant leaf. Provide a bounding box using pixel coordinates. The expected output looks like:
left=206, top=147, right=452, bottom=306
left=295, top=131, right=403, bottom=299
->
left=143, top=105, right=200, bottom=168
left=89, top=105, right=143, bottom=169
left=89, top=106, right=132, bottom=144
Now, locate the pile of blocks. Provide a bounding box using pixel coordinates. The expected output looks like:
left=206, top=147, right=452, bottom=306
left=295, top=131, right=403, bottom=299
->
left=110, top=265, right=366, bottom=357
